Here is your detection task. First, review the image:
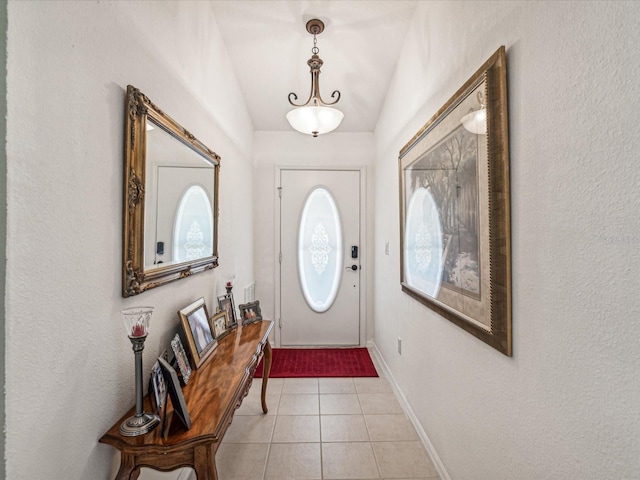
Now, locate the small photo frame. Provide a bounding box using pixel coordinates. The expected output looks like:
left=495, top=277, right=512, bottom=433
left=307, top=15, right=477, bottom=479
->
left=211, top=310, right=228, bottom=340
left=158, top=357, right=191, bottom=430
left=218, top=294, right=237, bottom=330
left=150, top=359, right=167, bottom=416
left=238, top=300, right=262, bottom=326
left=170, top=334, right=191, bottom=385
left=178, top=297, right=218, bottom=369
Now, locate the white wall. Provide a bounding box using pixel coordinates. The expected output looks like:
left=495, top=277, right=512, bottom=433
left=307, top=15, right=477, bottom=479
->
left=5, top=1, right=253, bottom=479
left=0, top=3, right=6, bottom=478
left=253, top=131, right=375, bottom=345
left=373, top=1, right=640, bottom=479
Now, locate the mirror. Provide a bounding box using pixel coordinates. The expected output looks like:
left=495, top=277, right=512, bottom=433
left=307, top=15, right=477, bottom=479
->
left=123, top=85, right=220, bottom=297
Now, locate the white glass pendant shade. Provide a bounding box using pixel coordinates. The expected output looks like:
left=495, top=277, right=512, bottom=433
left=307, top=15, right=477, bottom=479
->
left=461, top=108, right=487, bottom=135
left=286, top=105, right=344, bottom=137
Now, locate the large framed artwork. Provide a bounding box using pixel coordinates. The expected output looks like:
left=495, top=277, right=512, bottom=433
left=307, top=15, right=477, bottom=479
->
left=399, top=46, right=511, bottom=355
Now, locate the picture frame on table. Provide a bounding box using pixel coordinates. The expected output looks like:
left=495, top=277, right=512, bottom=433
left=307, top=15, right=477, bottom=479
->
left=238, top=300, right=262, bottom=326
left=398, top=46, right=511, bottom=356
left=149, top=359, right=167, bottom=417
left=170, top=334, right=191, bottom=385
left=178, top=297, right=218, bottom=369
left=157, top=357, right=191, bottom=430
left=211, top=310, right=228, bottom=340
left=217, top=294, right=237, bottom=330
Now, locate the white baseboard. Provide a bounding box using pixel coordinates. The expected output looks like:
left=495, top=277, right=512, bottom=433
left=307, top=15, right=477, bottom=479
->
left=367, top=341, right=451, bottom=480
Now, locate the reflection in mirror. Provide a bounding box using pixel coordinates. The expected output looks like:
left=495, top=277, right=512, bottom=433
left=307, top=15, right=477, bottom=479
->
left=123, top=86, right=220, bottom=297
left=144, top=119, right=216, bottom=269
left=173, top=184, right=214, bottom=264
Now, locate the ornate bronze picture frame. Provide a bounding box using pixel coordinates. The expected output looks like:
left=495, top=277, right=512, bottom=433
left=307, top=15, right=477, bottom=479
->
left=399, top=47, right=511, bottom=355
left=170, top=334, right=191, bottom=385
left=239, top=300, right=262, bottom=326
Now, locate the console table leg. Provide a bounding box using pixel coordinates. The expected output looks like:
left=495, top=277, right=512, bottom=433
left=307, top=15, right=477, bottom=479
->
left=261, top=340, right=272, bottom=414
left=115, top=453, right=140, bottom=480
left=194, top=444, right=217, bottom=480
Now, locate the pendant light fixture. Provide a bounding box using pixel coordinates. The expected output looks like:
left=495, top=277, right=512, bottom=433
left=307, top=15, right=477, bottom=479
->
left=286, top=19, right=343, bottom=137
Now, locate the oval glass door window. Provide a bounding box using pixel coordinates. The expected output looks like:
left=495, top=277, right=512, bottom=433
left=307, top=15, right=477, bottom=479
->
left=173, top=185, right=214, bottom=263
left=404, top=187, right=443, bottom=298
left=298, top=187, right=343, bottom=313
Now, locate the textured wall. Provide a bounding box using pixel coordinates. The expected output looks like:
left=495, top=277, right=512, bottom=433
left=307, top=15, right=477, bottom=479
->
left=0, top=3, right=6, bottom=479
left=373, top=1, right=640, bottom=479
left=5, top=1, right=253, bottom=479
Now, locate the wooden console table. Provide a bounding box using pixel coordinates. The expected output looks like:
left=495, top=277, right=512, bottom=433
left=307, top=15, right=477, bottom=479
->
left=100, top=320, right=273, bottom=480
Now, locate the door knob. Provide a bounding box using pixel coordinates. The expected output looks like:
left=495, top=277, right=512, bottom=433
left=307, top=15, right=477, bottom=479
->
left=345, top=265, right=358, bottom=271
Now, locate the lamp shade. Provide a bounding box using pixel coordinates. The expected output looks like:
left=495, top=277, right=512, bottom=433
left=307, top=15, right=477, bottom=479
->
left=460, top=109, right=487, bottom=135
left=121, top=306, right=154, bottom=338
left=286, top=105, right=344, bottom=137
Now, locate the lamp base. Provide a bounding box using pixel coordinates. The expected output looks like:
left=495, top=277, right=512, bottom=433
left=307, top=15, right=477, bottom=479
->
left=119, top=412, right=161, bottom=437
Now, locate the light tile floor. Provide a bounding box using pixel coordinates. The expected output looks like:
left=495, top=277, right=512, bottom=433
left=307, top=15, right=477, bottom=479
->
left=216, top=361, right=440, bottom=480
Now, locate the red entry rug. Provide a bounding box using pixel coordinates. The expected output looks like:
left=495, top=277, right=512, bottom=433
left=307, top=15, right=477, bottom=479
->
left=254, top=347, right=378, bottom=378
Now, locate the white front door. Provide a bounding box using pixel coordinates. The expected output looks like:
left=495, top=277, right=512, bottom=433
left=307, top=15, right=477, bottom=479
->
left=279, top=169, right=362, bottom=346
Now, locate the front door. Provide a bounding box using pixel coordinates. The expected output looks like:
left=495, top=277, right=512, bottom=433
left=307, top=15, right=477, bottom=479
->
left=279, top=169, right=361, bottom=346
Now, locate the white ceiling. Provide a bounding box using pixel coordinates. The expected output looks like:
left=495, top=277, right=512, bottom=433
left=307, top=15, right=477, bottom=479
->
left=211, top=1, right=418, bottom=133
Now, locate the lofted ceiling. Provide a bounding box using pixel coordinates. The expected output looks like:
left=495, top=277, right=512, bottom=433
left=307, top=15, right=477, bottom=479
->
left=211, top=1, right=418, bottom=133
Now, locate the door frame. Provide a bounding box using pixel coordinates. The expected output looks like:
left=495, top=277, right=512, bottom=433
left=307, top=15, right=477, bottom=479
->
left=274, top=166, right=367, bottom=348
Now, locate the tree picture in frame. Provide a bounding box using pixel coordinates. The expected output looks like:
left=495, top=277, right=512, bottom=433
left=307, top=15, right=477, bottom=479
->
left=399, top=46, right=511, bottom=355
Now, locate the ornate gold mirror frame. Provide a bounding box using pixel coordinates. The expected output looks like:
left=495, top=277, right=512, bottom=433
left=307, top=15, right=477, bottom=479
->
left=123, top=85, right=220, bottom=297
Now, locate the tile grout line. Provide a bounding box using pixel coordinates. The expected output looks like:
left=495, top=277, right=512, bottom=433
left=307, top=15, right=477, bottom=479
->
left=229, top=376, right=434, bottom=479
left=263, top=377, right=277, bottom=480
left=318, top=383, right=324, bottom=479
left=261, top=420, right=274, bottom=480
left=356, top=387, right=382, bottom=479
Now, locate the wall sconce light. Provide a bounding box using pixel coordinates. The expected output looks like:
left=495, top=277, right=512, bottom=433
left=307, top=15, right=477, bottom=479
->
left=461, top=91, right=487, bottom=135
left=286, top=19, right=343, bottom=138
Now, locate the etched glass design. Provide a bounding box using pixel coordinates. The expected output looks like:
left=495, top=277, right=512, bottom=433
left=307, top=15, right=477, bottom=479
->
left=298, top=187, right=343, bottom=313
left=173, top=185, right=213, bottom=263
left=184, top=222, right=205, bottom=260
left=310, top=223, right=332, bottom=274
left=404, top=187, right=443, bottom=298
